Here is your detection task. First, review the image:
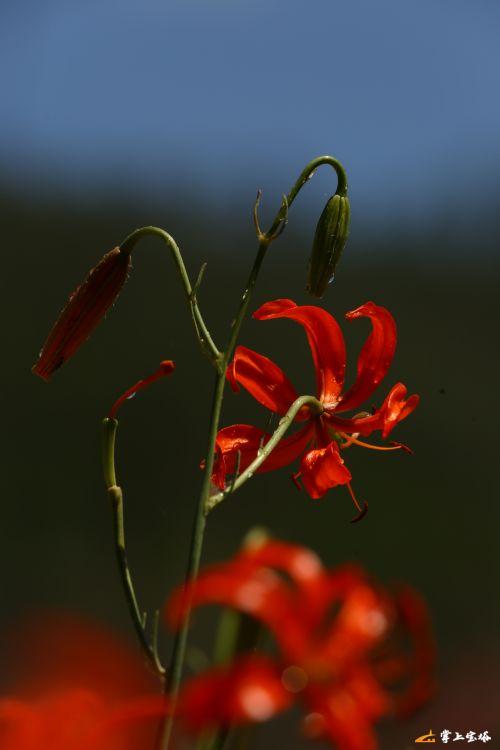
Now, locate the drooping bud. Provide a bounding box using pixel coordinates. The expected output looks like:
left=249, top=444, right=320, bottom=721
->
left=32, top=247, right=131, bottom=381
left=306, top=192, right=350, bottom=298
left=108, top=360, right=175, bottom=419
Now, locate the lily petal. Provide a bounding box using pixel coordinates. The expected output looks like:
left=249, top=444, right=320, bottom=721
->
left=166, top=560, right=298, bottom=638
left=212, top=422, right=314, bottom=490
left=227, top=346, right=299, bottom=415
left=337, top=302, right=397, bottom=413
left=329, top=383, right=419, bottom=438
left=300, top=441, right=352, bottom=499
left=240, top=539, right=331, bottom=633
left=177, top=656, right=291, bottom=732
left=305, top=683, right=380, bottom=750
left=391, top=586, right=436, bottom=717
left=254, top=299, right=346, bottom=407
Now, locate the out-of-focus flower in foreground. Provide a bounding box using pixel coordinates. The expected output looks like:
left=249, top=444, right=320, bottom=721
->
left=0, top=615, right=164, bottom=750
left=32, top=247, right=131, bottom=381
left=213, top=299, right=418, bottom=514
left=167, top=538, right=435, bottom=750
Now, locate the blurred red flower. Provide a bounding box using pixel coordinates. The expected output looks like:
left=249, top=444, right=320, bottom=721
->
left=167, top=538, right=435, bottom=750
left=213, top=299, right=418, bottom=509
left=0, top=615, right=165, bottom=750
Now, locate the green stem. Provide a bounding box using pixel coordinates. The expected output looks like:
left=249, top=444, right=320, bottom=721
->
left=158, top=235, right=277, bottom=749
left=158, top=156, right=347, bottom=748
left=225, top=155, right=347, bottom=363
left=158, top=371, right=225, bottom=749
left=205, top=395, right=323, bottom=513
left=120, top=226, right=222, bottom=368
left=102, top=417, right=165, bottom=678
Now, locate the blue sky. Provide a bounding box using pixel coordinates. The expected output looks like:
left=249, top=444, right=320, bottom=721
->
left=1, top=0, right=500, bottom=222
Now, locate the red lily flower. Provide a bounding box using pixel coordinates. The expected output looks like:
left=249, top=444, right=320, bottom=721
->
left=167, top=538, right=435, bottom=750
left=214, top=299, right=419, bottom=514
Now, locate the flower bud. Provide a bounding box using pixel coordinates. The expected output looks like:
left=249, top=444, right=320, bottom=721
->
left=32, top=247, right=131, bottom=381
left=306, top=193, right=350, bottom=298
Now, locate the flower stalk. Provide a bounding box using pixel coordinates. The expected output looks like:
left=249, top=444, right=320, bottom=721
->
left=102, top=417, right=166, bottom=679
left=158, top=156, right=349, bottom=749
left=119, top=227, right=222, bottom=368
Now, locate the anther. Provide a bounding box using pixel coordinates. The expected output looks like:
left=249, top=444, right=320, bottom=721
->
left=346, top=482, right=369, bottom=523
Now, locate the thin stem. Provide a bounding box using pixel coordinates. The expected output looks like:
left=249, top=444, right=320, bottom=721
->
left=158, top=371, right=225, bottom=749
left=205, top=395, right=323, bottom=513
left=158, top=156, right=347, bottom=748
left=225, top=155, right=347, bottom=362
left=120, top=226, right=222, bottom=368
left=102, top=418, right=165, bottom=678
left=266, top=155, right=348, bottom=238
left=225, top=239, right=269, bottom=363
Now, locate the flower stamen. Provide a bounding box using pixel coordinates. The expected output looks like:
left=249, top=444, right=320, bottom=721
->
left=339, top=432, right=410, bottom=453
left=347, top=482, right=369, bottom=523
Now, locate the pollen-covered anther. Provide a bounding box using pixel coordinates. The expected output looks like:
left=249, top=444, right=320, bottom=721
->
left=347, top=482, right=369, bottom=523
left=390, top=440, right=413, bottom=455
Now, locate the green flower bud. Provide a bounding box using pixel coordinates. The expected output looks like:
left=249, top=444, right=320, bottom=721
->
left=306, top=192, right=350, bottom=298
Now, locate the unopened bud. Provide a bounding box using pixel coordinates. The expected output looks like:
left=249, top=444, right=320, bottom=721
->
left=306, top=193, right=350, bottom=298
left=32, top=247, right=131, bottom=381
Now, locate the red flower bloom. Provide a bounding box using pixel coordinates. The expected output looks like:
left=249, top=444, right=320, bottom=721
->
left=214, top=299, right=419, bottom=514
left=167, top=539, right=435, bottom=750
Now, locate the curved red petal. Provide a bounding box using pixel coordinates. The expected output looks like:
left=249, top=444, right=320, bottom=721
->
left=241, top=539, right=324, bottom=587
left=328, top=383, right=419, bottom=438
left=391, top=586, right=436, bottom=717
left=239, top=539, right=331, bottom=634
left=227, top=346, right=298, bottom=415
left=337, top=302, right=397, bottom=413
left=211, top=422, right=314, bottom=489
left=304, top=684, right=380, bottom=750
left=253, top=300, right=346, bottom=407
left=177, top=656, right=291, bottom=732
left=166, top=561, right=297, bottom=639
left=300, top=442, right=352, bottom=499
left=321, top=583, right=395, bottom=669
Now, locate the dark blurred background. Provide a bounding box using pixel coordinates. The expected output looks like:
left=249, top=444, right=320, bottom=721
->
left=1, top=1, right=499, bottom=747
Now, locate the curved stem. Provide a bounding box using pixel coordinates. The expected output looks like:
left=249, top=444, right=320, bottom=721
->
left=102, top=418, right=166, bottom=679
left=225, top=156, right=347, bottom=363
left=120, top=227, right=222, bottom=368
left=205, top=395, right=323, bottom=513
left=265, top=154, right=348, bottom=237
